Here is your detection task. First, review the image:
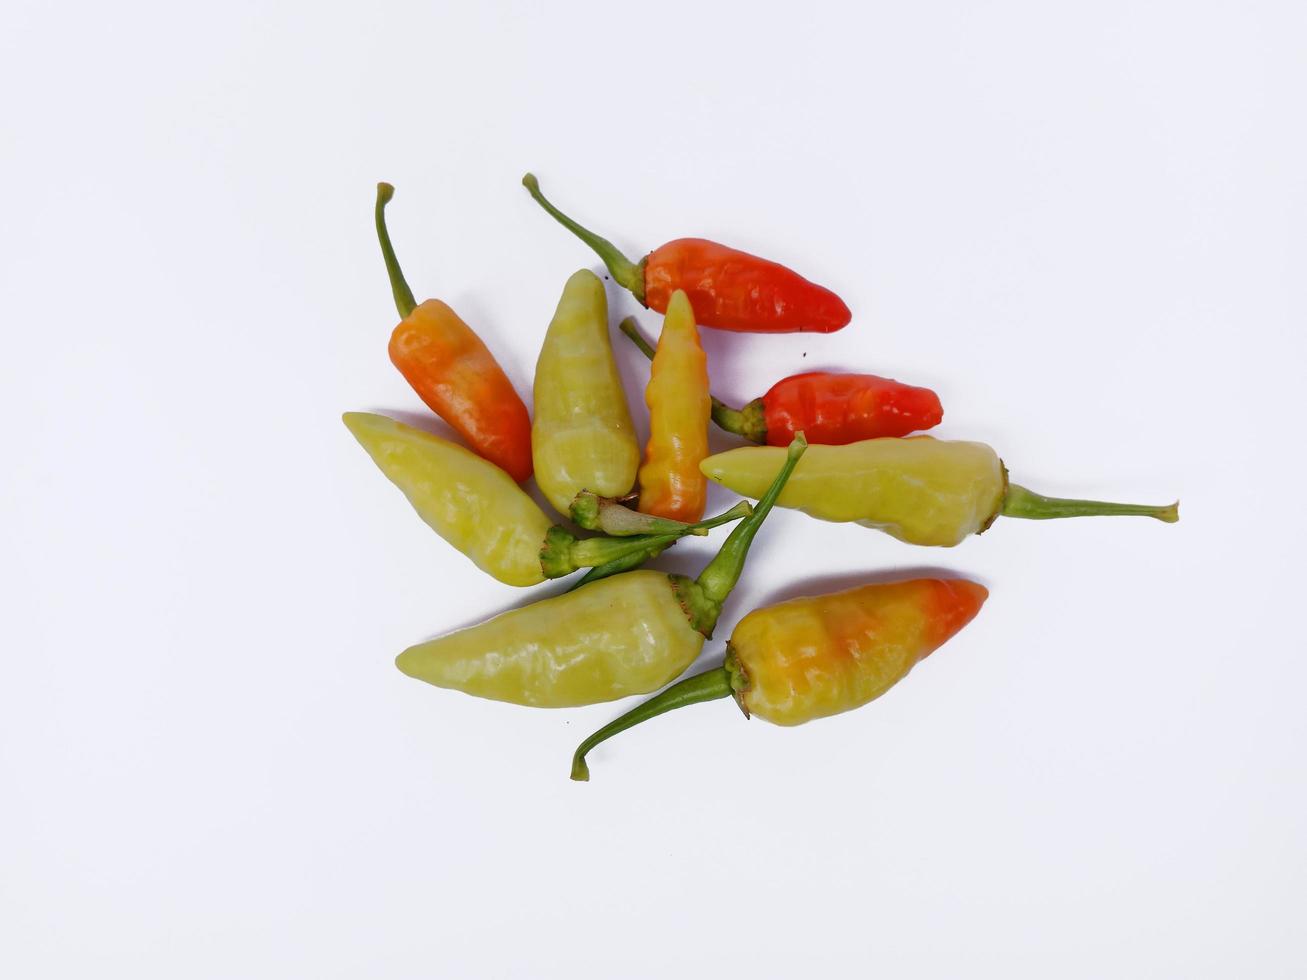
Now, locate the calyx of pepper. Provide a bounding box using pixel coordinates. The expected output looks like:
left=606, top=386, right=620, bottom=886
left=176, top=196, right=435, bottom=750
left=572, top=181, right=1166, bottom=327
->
left=723, top=647, right=752, bottom=719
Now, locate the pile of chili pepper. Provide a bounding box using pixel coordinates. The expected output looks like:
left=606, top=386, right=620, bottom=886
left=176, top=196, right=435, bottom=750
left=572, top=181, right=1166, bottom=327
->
left=345, top=177, right=1180, bottom=781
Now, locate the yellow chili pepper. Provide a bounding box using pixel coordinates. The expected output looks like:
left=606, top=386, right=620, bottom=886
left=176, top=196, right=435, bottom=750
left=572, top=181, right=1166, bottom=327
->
left=570, top=578, right=988, bottom=780
left=636, top=293, right=711, bottom=522
left=532, top=270, right=640, bottom=515
left=701, top=437, right=1178, bottom=547
left=395, top=436, right=807, bottom=708
left=344, top=413, right=749, bottom=587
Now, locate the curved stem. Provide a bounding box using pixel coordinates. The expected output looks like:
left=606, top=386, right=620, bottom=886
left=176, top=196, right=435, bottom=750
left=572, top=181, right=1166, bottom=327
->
left=1001, top=484, right=1179, bottom=523
left=570, top=490, right=698, bottom=535
left=571, top=667, right=734, bottom=781
left=541, top=502, right=754, bottom=579
left=619, top=317, right=765, bottom=443
left=375, top=183, right=417, bottom=318
left=677, top=434, right=808, bottom=636
left=522, top=174, right=645, bottom=301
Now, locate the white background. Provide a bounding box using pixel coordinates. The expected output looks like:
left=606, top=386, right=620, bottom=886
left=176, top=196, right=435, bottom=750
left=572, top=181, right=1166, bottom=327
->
left=3, top=2, right=1304, bottom=977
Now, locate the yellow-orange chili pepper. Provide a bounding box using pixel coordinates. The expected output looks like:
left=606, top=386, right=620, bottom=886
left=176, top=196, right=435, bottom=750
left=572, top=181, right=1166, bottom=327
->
left=571, top=578, right=988, bottom=779
left=637, top=292, right=711, bottom=522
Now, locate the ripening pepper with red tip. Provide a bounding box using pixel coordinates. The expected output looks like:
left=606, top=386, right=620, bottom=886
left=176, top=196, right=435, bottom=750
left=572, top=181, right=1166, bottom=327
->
left=523, top=174, right=851, bottom=334
left=571, top=578, right=989, bottom=780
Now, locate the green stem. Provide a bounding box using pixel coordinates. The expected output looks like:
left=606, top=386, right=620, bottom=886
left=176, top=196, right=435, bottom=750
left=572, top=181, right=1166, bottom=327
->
left=522, top=174, right=646, bottom=302
left=540, top=502, right=754, bottom=579
left=572, top=491, right=751, bottom=536
left=569, top=549, right=668, bottom=591
left=375, top=183, right=417, bottom=318
left=675, top=434, right=808, bottom=637
left=619, top=317, right=766, bottom=443
left=571, top=667, right=734, bottom=781
left=1001, top=484, right=1179, bottom=523
left=618, top=315, right=658, bottom=359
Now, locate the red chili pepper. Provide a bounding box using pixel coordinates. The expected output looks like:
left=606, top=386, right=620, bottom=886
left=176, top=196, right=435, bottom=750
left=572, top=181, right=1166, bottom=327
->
left=522, top=174, right=851, bottom=334
left=376, top=184, right=533, bottom=482
left=620, top=319, right=942, bottom=445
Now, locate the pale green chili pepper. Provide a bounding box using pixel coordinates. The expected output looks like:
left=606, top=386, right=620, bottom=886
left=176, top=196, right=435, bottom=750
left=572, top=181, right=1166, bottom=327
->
left=532, top=269, right=640, bottom=515
left=345, top=412, right=748, bottom=587
left=701, top=436, right=1178, bottom=547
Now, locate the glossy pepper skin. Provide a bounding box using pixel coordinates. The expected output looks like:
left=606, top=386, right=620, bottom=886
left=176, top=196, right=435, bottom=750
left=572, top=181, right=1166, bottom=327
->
left=701, top=437, right=1179, bottom=547
left=638, top=291, right=711, bottom=522
left=344, top=413, right=749, bottom=587
left=375, top=184, right=533, bottom=482
left=570, top=578, right=988, bottom=779
left=395, top=436, right=807, bottom=708
left=523, top=174, right=851, bottom=334
left=533, top=270, right=640, bottom=515
left=621, top=318, right=942, bottom=445
left=728, top=579, right=988, bottom=725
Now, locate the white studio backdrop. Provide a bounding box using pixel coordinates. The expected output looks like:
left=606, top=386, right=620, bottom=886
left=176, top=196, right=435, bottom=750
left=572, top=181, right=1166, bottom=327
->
left=2, top=2, right=1304, bottom=977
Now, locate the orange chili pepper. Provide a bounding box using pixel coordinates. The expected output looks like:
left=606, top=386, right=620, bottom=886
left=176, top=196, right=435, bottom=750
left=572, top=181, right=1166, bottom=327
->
left=523, top=174, right=851, bottom=334
left=375, top=184, right=533, bottom=482
left=571, top=578, right=987, bottom=779
left=637, top=291, right=711, bottom=522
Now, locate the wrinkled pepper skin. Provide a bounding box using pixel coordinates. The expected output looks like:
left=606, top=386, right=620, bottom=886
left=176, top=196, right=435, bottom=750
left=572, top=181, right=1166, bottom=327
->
left=642, top=239, right=850, bottom=334
left=638, top=291, right=710, bottom=522
left=702, top=438, right=1005, bottom=547
left=758, top=372, right=943, bottom=446
left=344, top=412, right=552, bottom=586
left=533, top=270, right=640, bottom=514
left=396, top=570, right=704, bottom=707
left=388, top=300, right=534, bottom=483
left=729, top=579, right=988, bottom=725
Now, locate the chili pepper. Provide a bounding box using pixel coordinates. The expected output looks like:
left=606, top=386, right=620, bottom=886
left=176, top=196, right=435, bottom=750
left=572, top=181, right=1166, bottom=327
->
left=637, top=291, right=711, bottom=522
left=533, top=269, right=640, bottom=515
left=375, top=184, right=533, bottom=482
left=522, top=174, right=851, bottom=334
left=621, top=318, right=943, bottom=445
left=700, top=437, right=1179, bottom=547
left=394, top=435, right=807, bottom=707
left=344, top=413, right=749, bottom=587
left=571, top=578, right=987, bottom=780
